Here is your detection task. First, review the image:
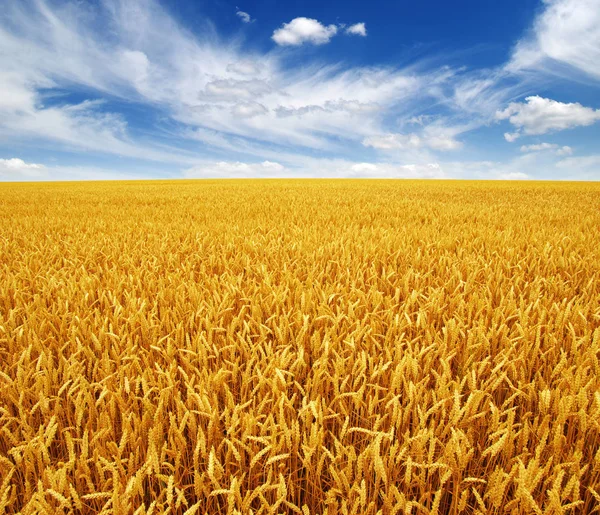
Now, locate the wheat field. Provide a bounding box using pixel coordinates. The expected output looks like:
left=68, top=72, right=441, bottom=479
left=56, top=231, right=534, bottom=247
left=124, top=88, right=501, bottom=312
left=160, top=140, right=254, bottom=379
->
left=0, top=179, right=599, bottom=514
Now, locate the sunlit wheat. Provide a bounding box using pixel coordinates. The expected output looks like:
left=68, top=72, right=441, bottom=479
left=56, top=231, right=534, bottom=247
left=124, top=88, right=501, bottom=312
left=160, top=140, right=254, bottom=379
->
left=0, top=179, right=599, bottom=514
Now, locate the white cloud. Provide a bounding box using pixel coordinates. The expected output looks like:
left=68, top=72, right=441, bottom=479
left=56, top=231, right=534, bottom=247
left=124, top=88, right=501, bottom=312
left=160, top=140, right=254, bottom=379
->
left=349, top=162, right=446, bottom=179
left=175, top=64, right=426, bottom=152
left=276, top=100, right=379, bottom=118
left=520, top=143, right=573, bottom=156
left=226, top=61, right=263, bottom=76
left=202, top=79, right=273, bottom=100
left=342, top=160, right=447, bottom=179
left=363, top=134, right=421, bottom=150
left=554, top=155, right=600, bottom=179
left=346, top=23, right=367, bottom=37
left=407, top=115, right=433, bottom=126
left=118, top=50, right=150, bottom=92
left=236, top=9, right=253, bottom=24
left=184, top=160, right=285, bottom=178
left=295, top=157, right=450, bottom=178
left=520, top=142, right=557, bottom=152
left=0, top=158, right=46, bottom=177
left=363, top=127, right=463, bottom=151
left=326, top=99, right=380, bottom=113
left=447, top=70, right=527, bottom=118
left=556, top=154, right=600, bottom=182
left=183, top=159, right=447, bottom=178
left=439, top=158, right=538, bottom=181
left=231, top=102, right=268, bottom=118
left=504, top=132, right=521, bottom=142
left=556, top=155, right=600, bottom=175
left=498, top=172, right=530, bottom=180
left=496, top=96, right=600, bottom=135
left=393, top=163, right=445, bottom=178
left=0, top=161, right=159, bottom=181
left=272, top=17, right=338, bottom=46
left=556, top=145, right=573, bottom=156
left=275, top=105, right=326, bottom=118
left=349, top=163, right=378, bottom=173
left=426, top=135, right=462, bottom=151
left=0, top=98, right=192, bottom=164
left=509, top=0, right=600, bottom=80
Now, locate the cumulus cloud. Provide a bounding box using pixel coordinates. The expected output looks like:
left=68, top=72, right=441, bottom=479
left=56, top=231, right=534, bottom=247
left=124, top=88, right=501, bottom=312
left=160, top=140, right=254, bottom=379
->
left=0, top=158, right=46, bottom=177
left=504, top=132, right=521, bottom=143
left=236, top=9, right=253, bottom=24
left=496, top=96, right=600, bottom=135
left=509, top=0, right=600, bottom=80
left=346, top=23, right=367, bottom=37
left=556, top=146, right=573, bottom=156
left=272, top=17, right=338, bottom=46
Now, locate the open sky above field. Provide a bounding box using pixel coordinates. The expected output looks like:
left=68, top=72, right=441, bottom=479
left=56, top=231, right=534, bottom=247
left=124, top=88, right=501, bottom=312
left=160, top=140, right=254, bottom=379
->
left=1, top=0, right=599, bottom=181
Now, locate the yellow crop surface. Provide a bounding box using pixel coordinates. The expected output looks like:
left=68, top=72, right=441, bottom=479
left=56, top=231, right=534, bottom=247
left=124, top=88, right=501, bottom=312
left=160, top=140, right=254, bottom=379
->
left=1, top=179, right=600, bottom=514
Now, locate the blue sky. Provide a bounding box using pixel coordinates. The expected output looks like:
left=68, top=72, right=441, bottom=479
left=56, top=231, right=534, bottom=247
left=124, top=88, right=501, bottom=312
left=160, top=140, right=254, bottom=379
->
left=1, top=0, right=599, bottom=180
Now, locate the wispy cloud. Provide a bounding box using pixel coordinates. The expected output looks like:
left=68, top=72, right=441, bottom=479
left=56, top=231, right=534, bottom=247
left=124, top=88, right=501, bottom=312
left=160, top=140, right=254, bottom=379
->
left=236, top=8, right=253, bottom=24
left=520, top=143, right=573, bottom=156
left=363, top=126, right=463, bottom=152
left=508, top=0, right=600, bottom=81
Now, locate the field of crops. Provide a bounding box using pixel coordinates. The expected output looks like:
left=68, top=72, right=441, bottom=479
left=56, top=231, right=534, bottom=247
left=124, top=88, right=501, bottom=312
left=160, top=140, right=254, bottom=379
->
left=1, top=179, right=600, bottom=514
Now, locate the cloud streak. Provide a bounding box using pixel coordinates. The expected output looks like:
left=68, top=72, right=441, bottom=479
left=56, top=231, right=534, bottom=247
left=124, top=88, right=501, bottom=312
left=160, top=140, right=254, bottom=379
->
left=520, top=143, right=573, bottom=156
left=508, top=0, right=600, bottom=81
left=236, top=9, right=253, bottom=24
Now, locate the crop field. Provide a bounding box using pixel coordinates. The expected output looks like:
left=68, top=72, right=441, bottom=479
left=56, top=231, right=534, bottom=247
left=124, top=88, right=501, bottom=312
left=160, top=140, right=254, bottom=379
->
left=1, top=179, right=600, bottom=514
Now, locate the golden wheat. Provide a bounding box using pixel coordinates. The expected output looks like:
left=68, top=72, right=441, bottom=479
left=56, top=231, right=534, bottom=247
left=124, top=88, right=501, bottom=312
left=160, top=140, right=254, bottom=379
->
left=0, top=179, right=599, bottom=514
